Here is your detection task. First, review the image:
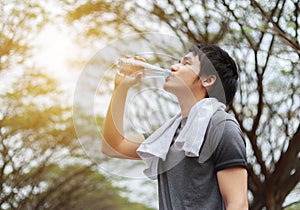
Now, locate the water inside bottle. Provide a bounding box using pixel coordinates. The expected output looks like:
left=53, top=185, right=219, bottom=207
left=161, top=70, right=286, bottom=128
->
left=117, top=58, right=171, bottom=79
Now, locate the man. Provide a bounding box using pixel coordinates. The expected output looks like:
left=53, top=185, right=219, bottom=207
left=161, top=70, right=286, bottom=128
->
left=102, top=44, right=248, bottom=210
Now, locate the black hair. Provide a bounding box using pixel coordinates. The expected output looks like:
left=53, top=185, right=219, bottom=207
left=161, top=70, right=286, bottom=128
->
left=189, top=44, right=239, bottom=105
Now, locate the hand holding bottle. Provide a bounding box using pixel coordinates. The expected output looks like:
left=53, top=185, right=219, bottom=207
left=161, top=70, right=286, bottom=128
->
left=114, top=56, right=145, bottom=89
left=114, top=56, right=171, bottom=89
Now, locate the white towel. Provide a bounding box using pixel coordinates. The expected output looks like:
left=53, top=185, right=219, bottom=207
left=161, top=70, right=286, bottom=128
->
left=136, top=98, right=225, bottom=179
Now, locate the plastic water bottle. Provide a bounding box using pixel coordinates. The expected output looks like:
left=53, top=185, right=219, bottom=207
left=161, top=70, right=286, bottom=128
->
left=117, top=58, right=171, bottom=79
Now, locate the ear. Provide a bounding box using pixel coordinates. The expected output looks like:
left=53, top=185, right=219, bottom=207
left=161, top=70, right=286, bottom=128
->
left=200, top=75, right=217, bottom=88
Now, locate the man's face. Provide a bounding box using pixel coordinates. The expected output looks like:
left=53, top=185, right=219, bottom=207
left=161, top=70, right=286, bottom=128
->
left=163, top=52, right=202, bottom=95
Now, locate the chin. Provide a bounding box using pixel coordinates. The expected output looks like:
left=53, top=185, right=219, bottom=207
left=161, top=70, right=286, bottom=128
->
left=163, top=83, right=170, bottom=92
left=163, top=83, right=176, bottom=95
left=163, top=83, right=169, bottom=91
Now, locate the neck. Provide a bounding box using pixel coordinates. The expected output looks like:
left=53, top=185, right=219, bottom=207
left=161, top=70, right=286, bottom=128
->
left=177, top=93, right=206, bottom=118
left=179, top=100, right=196, bottom=118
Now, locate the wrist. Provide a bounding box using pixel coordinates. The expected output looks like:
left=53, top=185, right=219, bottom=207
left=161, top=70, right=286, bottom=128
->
left=113, top=84, right=131, bottom=95
left=114, top=72, right=142, bottom=90
left=114, top=81, right=131, bottom=91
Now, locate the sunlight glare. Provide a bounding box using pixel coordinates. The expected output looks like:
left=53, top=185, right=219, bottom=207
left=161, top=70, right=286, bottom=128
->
left=34, top=24, right=76, bottom=81
left=33, top=24, right=81, bottom=92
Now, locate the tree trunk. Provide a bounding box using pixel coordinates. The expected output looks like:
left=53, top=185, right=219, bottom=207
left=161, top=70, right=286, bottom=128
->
left=250, top=185, right=285, bottom=210
left=265, top=192, right=284, bottom=210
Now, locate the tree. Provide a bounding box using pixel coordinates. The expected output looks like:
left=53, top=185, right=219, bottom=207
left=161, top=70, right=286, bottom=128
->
left=66, top=0, right=300, bottom=209
left=0, top=1, right=154, bottom=209
left=0, top=70, right=155, bottom=209
left=24, top=163, right=155, bottom=210
left=0, top=0, right=46, bottom=71
left=221, top=1, right=300, bottom=209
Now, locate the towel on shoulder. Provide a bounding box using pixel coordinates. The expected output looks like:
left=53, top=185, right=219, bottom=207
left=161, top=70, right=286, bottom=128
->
left=137, top=98, right=226, bottom=179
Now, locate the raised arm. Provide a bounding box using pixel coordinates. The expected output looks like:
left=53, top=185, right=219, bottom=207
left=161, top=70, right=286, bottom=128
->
left=101, top=57, right=146, bottom=159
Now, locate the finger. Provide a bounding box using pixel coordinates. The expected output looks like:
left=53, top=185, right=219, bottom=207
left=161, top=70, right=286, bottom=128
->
left=133, top=72, right=143, bottom=82
left=134, top=56, right=146, bottom=62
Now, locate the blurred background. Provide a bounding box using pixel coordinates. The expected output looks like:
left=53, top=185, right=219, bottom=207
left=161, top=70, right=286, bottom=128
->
left=0, top=0, right=299, bottom=209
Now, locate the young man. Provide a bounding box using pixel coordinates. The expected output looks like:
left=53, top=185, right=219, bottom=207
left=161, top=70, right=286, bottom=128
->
left=102, top=44, right=248, bottom=210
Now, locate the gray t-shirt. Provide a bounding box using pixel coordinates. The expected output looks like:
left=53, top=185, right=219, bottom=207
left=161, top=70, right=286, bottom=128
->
left=145, top=110, right=247, bottom=210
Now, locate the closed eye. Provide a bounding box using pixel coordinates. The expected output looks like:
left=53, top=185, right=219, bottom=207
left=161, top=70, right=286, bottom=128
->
left=182, top=60, right=191, bottom=65
left=179, top=59, right=190, bottom=65
left=181, top=56, right=192, bottom=65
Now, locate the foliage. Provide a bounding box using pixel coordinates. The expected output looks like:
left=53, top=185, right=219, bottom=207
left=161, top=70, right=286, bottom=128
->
left=221, top=1, right=300, bottom=209
left=0, top=69, right=153, bottom=209
left=0, top=1, right=154, bottom=208
left=0, top=0, right=47, bottom=70
left=26, top=164, right=155, bottom=210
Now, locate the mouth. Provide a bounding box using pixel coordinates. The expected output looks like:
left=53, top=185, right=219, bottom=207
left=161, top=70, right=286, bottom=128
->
left=165, top=71, right=174, bottom=82
left=165, top=72, right=173, bottom=82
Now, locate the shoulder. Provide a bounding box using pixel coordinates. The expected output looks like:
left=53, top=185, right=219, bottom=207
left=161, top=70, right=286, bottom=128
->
left=208, top=110, right=245, bottom=145
left=207, top=111, right=247, bottom=171
left=198, top=110, right=246, bottom=165
left=209, top=110, right=239, bottom=129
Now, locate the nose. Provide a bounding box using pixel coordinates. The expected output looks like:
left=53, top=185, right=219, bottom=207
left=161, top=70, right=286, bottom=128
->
left=170, top=64, right=179, bottom=72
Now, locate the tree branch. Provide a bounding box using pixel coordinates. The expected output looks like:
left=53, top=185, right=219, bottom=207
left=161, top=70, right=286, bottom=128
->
left=33, top=163, right=95, bottom=210
left=250, top=0, right=300, bottom=54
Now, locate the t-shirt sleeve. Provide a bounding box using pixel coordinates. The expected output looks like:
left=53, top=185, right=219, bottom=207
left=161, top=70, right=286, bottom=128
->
left=212, top=119, right=248, bottom=172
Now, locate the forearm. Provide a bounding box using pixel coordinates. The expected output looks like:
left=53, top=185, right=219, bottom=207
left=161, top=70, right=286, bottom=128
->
left=101, top=57, right=145, bottom=157
left=102, top=85, right=129, bottom=151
